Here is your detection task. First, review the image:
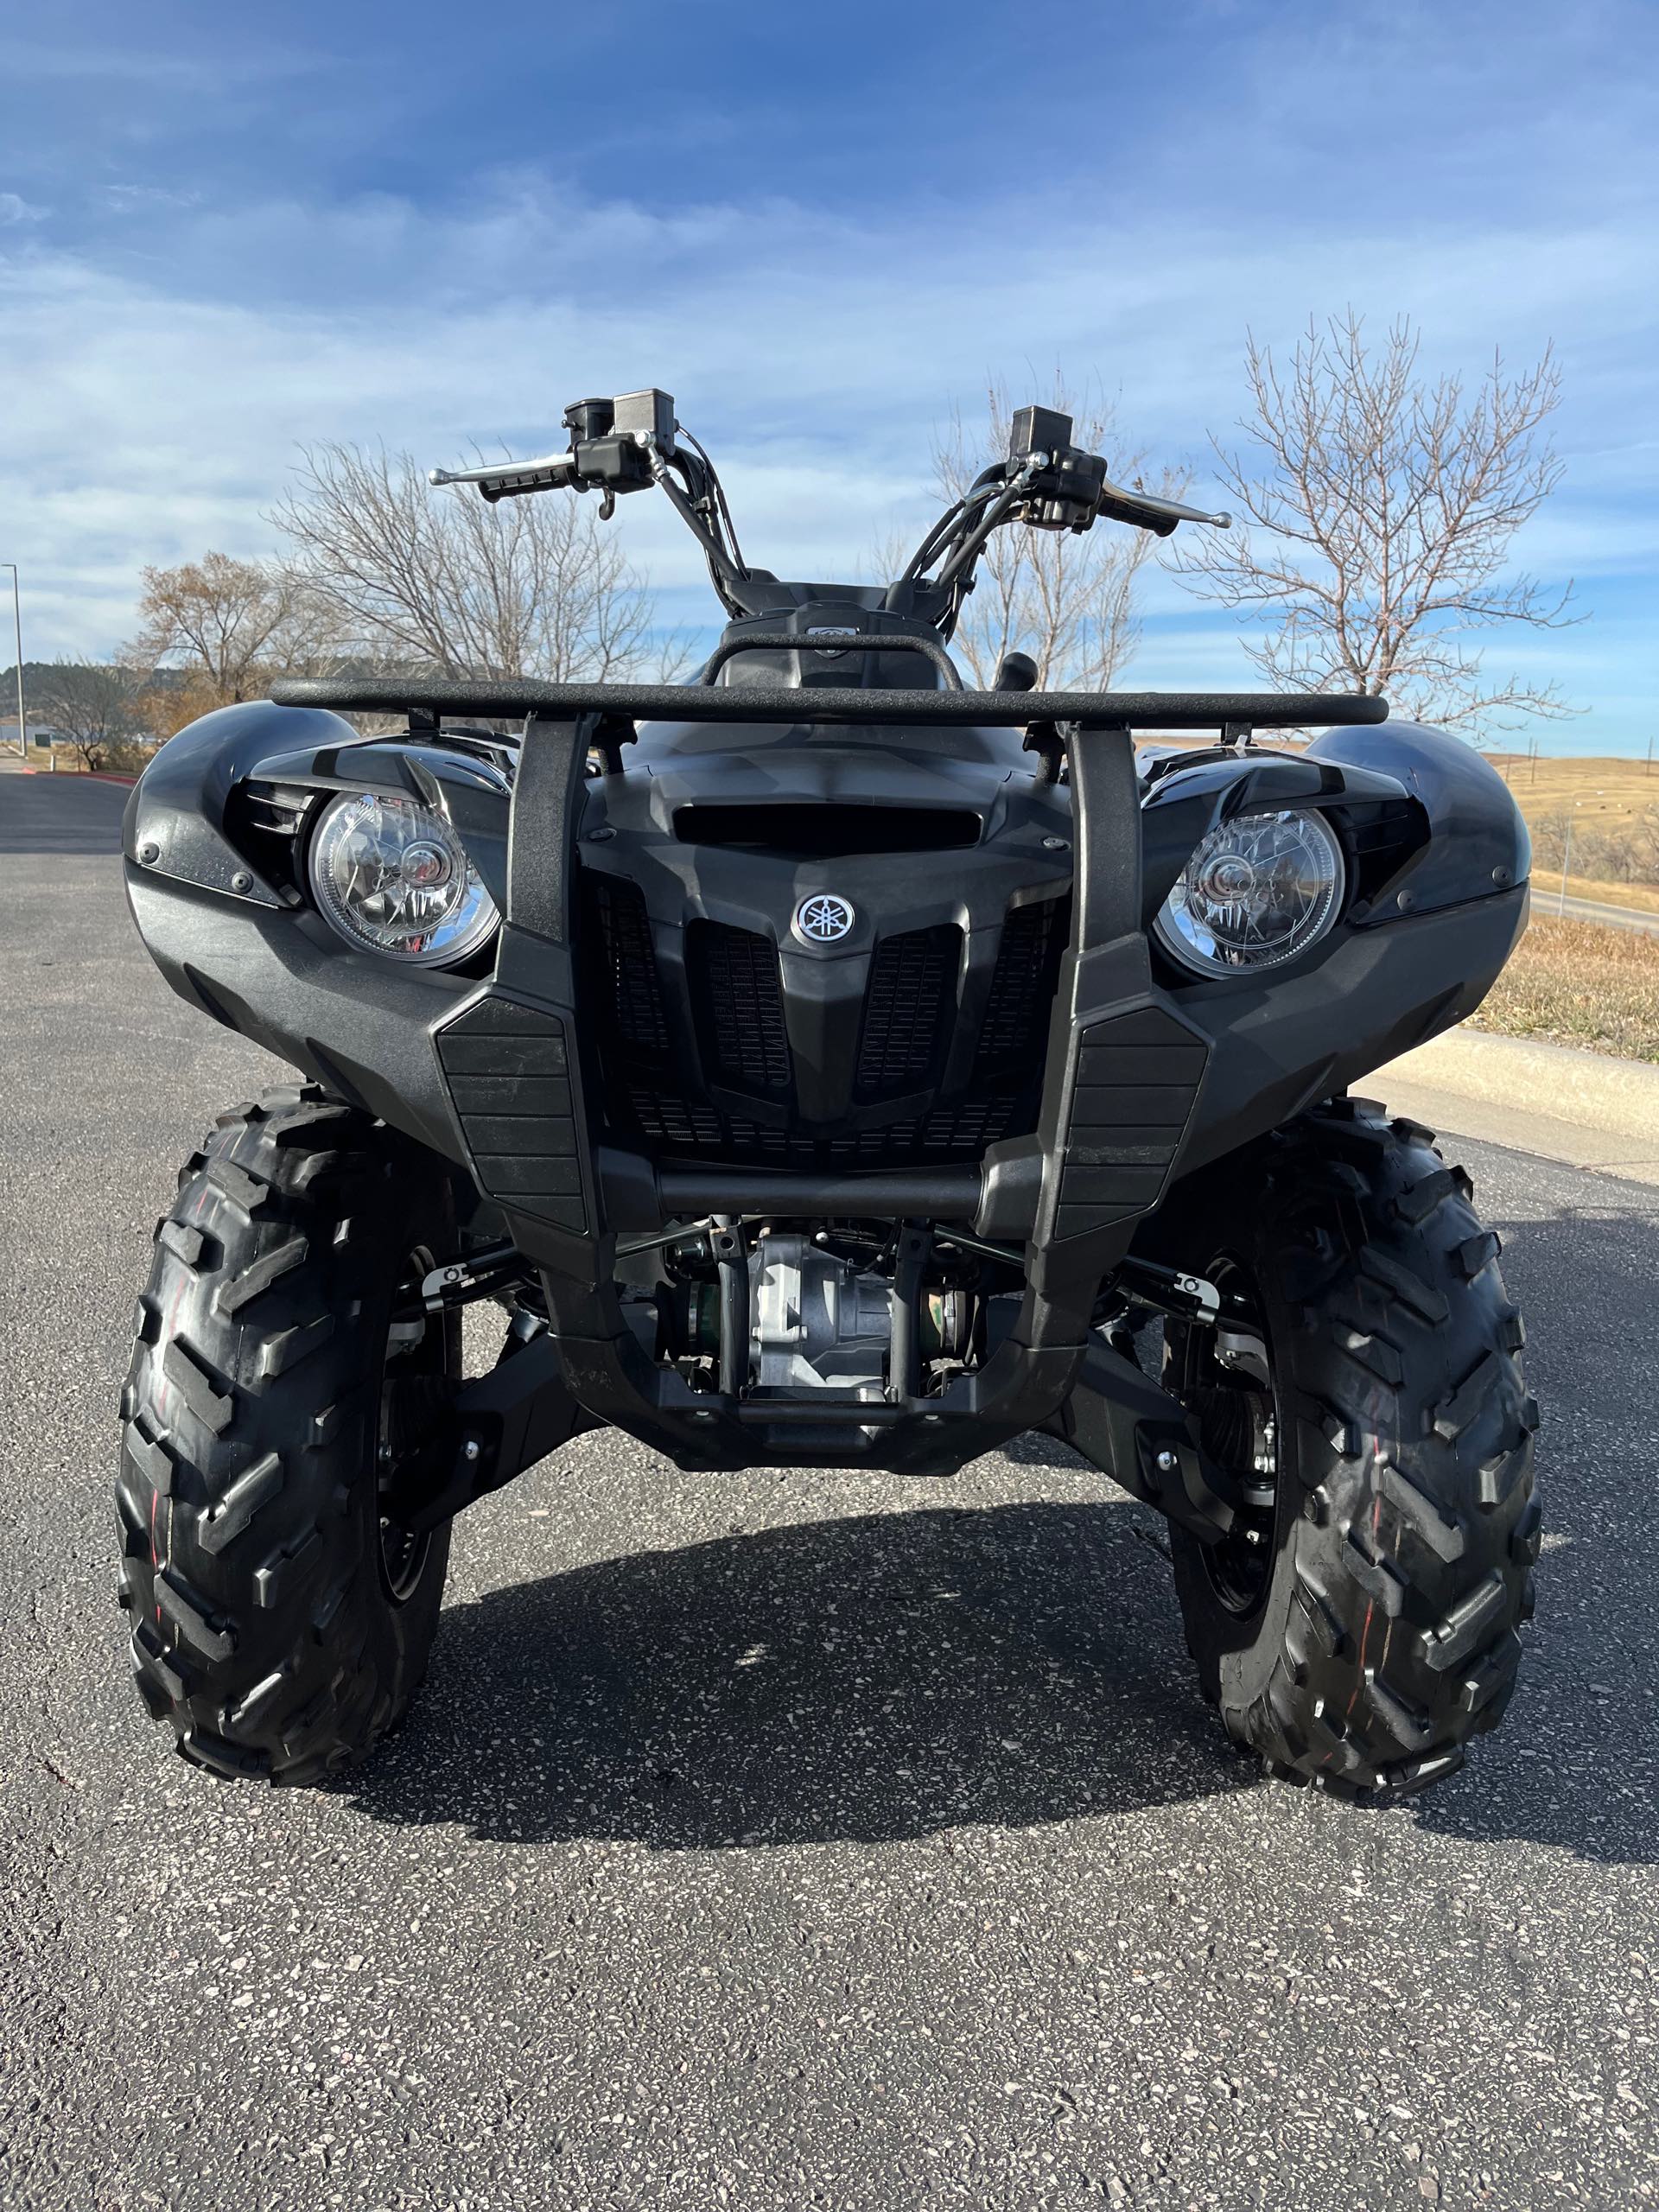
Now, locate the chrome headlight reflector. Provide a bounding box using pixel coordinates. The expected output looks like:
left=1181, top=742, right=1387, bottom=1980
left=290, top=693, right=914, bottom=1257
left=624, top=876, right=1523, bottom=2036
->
left=1154, top=807, right=1344, bottom=976
left=308, top=791, right=498, bottom=967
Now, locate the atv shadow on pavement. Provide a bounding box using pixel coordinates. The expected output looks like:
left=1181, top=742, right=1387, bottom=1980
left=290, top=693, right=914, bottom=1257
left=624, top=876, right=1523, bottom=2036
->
left=340, top=1421, right=1657, bottom=1868
left=340, top=1498, right=1251, bottom=1849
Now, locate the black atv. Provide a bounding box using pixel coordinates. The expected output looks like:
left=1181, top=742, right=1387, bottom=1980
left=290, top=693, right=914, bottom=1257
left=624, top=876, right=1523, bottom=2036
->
left=118, top=389, right=1540, bottom=1796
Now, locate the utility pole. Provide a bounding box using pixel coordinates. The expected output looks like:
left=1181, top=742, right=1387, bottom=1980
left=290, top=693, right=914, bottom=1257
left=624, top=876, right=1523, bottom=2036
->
left=1, top=563, right=22, bottom=759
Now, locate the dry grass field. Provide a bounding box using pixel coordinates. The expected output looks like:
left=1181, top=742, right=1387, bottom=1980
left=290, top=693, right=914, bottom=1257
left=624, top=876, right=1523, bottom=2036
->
left=1486, top=753, right=1659, bottom=912
left=1486, top=749, right=1659, bottom=822
left=1469, top=912, right=1659, bottom=1062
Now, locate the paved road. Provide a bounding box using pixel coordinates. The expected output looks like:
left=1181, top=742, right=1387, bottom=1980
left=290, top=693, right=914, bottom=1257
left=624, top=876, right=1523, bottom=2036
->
left=3, top=776, right=1656, bottom=2210
left=1549, top=890, right=1659, bottom=938
left=0, top=766, right=131, bottom=852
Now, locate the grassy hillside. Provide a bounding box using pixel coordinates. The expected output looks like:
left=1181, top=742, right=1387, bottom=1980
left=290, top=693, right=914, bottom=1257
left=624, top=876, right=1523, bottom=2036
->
left=1485, top=752, right=1659, bottom=825
left=1469, top=912, right=1659, bottom=1063
left=1485, top=755, right=1659, bottom=912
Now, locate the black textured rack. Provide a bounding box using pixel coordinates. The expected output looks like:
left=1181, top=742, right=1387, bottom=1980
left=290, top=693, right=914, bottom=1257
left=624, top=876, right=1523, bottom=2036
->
left=269, top=676, right=1389, bottom=731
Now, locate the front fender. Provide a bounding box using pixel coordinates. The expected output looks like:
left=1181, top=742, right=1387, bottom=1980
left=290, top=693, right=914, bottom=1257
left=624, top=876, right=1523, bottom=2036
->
left=124, top=700, right=359, bottom=909
left=1308, top=719, right=1530, bottom=918
left=124, top=698, right=514, bottom=918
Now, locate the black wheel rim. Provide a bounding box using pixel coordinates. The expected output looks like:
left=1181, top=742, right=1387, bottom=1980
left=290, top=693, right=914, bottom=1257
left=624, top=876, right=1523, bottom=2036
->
left=376, top=1246, right=450, bottom=1605
left=377, top=1506, right=429, bottom=1605
left=1176, top=1255, right=1281, bottom=1617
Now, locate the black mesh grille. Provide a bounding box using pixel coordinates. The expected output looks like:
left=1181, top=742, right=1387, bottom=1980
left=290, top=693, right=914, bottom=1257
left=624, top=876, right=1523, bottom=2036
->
left=974, top=898, right=1067, bottom=1074
left=623, top=1085, right=728, bottom=1154
left=688, top=922, right=792, bottom=1094
left=582, top=873, right=669, bottom=1057
left=855, top=925, right=960, bottom=1099
left=578, top=873, right=1065, bottom=1171
left=622, top=1085, right=1023, bottom=1165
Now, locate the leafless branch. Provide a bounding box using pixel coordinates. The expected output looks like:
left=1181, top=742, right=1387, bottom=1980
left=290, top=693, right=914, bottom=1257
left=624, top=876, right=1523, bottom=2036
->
left=130, top=551, right=305, bottom=703
left=271, top=446, right=673, bottom=683
left=1173, top=313, right=1580, bottom=734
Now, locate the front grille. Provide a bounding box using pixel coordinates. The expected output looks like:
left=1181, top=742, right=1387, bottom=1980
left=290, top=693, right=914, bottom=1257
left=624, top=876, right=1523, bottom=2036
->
left=974, top=897, right=1067, bottom=1074
left=577, top=869, right=1065, bottom=1170
left=584, top=874, right=669, bottom=1057
left=623, top=1084, right=1025, bottom=1166
left=855, top=925, right=960, bottom=1098
left=687, top=921, right=792, bottom=1094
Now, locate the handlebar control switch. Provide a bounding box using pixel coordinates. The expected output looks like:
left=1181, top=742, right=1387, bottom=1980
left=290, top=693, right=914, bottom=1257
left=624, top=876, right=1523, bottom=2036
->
left=1020, top=452, right=1109, bottom=532
left=558, top=389, right=677, bottom=502
left=1006, top=405, right=1109, bottom=531
left=562, top=397, right=616, bottom=441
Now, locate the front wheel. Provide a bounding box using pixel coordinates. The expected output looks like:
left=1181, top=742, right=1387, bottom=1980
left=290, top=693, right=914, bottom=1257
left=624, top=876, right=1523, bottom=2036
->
left=1164, top=1098, right=1541, bottom=1799
left=118, top=1087, right=462, bottom=1783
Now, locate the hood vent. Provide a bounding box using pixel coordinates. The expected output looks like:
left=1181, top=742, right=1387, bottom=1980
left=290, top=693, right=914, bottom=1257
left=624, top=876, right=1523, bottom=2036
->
left=673, top=803, right=980, bottom=859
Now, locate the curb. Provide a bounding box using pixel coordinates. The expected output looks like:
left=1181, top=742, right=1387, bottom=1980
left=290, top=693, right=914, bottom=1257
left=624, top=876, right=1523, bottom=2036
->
left=1370, top=1028, right=1659, bottom=1187
left=1375, top=1028, right=1659, bottom=1140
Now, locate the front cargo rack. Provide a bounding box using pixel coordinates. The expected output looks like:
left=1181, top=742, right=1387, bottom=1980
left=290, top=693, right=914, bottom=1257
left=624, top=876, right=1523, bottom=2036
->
left=269, top=677, right=1388, bottom=730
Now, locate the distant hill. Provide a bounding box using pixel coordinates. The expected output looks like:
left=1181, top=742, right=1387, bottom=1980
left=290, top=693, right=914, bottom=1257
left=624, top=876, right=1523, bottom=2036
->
left=0, top=662, right=194, bottom=708
left=1485, top=752, right=1659, bottom=830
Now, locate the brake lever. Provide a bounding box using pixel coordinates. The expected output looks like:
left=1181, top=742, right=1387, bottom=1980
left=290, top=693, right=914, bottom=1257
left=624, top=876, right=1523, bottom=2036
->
left=1097, top=480, right=1231, bottom=534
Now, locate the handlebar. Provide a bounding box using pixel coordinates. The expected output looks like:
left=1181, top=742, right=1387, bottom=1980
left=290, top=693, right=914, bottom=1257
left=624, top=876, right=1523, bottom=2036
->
left=425, top=389, right=1232, bottom=630
left=429, top=454, right=578, bottom=503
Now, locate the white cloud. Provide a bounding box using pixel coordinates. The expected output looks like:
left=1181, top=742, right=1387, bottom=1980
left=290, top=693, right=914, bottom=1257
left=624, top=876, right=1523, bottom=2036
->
left=0, top=35, right=318, bottom=92
left=0, top=192, right=47, bottom=225
left=103, top=184, right=203, bottom=214
left=0, top=163, right=1653, bottom=747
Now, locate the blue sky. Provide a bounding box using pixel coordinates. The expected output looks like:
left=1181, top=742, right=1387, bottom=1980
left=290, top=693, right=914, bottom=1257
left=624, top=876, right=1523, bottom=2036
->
left=2, top=0, right=1655, bottom=752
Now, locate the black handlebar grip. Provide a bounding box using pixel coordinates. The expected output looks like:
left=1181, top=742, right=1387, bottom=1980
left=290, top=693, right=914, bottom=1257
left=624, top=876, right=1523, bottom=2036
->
left=479, top=462, right=577, bottom=505
left=1095, top=491, right=1181, bottom=538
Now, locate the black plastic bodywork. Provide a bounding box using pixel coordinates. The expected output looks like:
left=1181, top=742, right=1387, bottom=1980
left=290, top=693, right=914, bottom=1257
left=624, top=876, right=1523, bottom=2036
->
left=124, top=671, right=1529, bottom=1486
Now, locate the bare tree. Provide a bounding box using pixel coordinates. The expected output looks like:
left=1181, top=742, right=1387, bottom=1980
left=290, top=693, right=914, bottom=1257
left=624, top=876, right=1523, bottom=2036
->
left=1174, top=314, right=1578, bottom=733
left=927, top=379, right=1186, bottom=689
left=272, top=445, right=684, bottom=683
left=34, top=658, right=150, bottom=772
left=132, top=552, right=302, bottom=706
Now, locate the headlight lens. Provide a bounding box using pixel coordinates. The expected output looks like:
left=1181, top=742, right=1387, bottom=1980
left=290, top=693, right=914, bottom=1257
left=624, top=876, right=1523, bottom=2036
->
left=1154, top=807, right=1344, bottom=976
left=308, top=791, right=498, bottom=966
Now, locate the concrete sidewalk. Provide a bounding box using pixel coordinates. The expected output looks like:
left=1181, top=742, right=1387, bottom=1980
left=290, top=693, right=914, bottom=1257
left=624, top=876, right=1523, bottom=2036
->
left=1371, top=1027, right=1659, bottom=1185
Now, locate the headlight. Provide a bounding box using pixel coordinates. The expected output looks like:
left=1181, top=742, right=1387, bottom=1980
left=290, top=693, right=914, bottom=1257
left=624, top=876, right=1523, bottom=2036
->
left=307, top=791, right=498, bottom=967
left=1154, top=807, right=1344, bottom=976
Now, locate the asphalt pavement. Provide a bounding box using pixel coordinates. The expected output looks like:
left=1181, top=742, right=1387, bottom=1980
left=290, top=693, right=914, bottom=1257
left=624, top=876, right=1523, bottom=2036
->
left=3, top=774, right=1656, bottom=2210
left=1551, top=891, right=1659, bottom=938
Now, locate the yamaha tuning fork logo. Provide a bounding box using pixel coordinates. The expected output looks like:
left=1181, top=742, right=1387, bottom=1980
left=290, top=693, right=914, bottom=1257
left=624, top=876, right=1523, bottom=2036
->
left=792, top=893, right=856, bottom=944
